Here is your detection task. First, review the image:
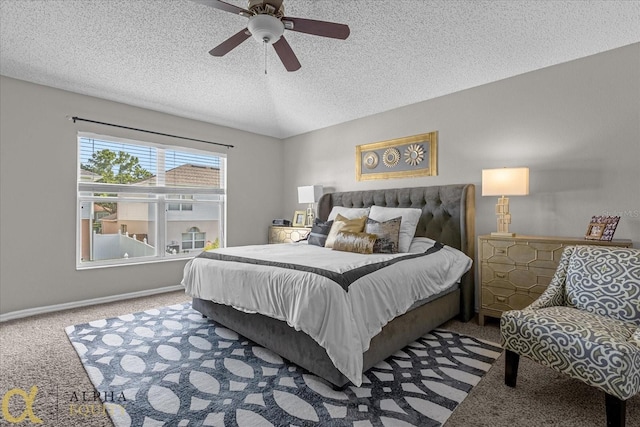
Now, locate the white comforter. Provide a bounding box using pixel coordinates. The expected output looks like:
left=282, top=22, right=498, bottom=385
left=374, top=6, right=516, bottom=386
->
left=181, top=241, right=471, bottom=386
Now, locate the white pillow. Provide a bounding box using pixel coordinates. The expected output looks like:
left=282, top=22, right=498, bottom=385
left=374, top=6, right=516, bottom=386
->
left=369, top=206, right=422, bottom=253
left=327, top=206, right=370, bottom=221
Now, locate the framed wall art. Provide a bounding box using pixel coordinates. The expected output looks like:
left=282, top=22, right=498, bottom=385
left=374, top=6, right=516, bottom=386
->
left=355, top=132, right=438, bottom=181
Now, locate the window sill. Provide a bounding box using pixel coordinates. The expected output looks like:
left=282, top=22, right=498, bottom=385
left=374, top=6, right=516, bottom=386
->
left=76, top=254, right=195, bottom=270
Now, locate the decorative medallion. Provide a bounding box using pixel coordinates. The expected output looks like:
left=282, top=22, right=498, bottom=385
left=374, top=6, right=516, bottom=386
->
left=363, top=152, right=379, bottom=169
left=404, top=144, right=425, bottom=166
left=383, top=148, right=400, bottom=167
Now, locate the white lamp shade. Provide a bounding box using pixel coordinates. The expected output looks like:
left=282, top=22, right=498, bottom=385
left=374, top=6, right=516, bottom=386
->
left=482, top=168, right=529, bottom=196
left=297, top=185, right=323, bottom=203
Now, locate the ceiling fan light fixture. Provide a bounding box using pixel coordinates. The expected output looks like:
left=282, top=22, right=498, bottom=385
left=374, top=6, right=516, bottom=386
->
left=199, top=0, right=350, bottom=71
left=247, top=14, right=284, bottom=44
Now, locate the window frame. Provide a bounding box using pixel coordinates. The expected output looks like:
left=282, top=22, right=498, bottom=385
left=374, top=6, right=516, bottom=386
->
left=76, top=132, right=226, bottom=269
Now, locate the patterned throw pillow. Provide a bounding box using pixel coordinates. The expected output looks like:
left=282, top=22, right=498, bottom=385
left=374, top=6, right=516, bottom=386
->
left=368, top=206, right=422, bottom=253
left=332, top=231, right=377, bottom=254
left=307, top=218, right=333, bottom=247
left=365, top=216, right=401, bottom=253
left=324, top=214, right=368, bottom=248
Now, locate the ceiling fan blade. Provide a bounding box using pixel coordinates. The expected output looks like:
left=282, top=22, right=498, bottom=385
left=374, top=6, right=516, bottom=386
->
left=191, top=0, right=252, bottom=17
left=209, top=29, right=251, bottom=56
left=273, top=37, right=301, bottom=72
left=282, top=17, right=350, bottom=40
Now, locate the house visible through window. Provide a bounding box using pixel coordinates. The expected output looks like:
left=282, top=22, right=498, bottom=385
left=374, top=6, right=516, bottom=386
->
left=77, top=133, right=226, bottom=268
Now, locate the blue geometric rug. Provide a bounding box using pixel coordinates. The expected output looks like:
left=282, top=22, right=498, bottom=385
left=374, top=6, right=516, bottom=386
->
left=66, top=303, right=501, bottom=427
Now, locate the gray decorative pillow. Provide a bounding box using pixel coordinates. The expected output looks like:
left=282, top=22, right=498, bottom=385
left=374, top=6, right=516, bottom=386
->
left=365, top=216, right=401, bottom=253
left=331, top=231, right=377, bottom=254
left=308, top=218, right=333, bottom=247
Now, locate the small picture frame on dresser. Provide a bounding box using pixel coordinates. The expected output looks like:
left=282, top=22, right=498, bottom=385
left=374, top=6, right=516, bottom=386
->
left=292, top=210, right=306, bottom=227
left=585, top=222, right=605, bottom=240
left=588, top=215, right=621, bottom=241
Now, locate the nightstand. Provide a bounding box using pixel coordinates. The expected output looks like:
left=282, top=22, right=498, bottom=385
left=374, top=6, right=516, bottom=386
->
left=478, top=234, right=633, bottom=326
left=268, top=226, right=311, bottom=244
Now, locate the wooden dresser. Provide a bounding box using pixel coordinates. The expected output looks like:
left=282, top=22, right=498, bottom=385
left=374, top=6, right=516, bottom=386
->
left=478, top=234, right=633, bottom=325
left=268, top=226, right=311, bottom=244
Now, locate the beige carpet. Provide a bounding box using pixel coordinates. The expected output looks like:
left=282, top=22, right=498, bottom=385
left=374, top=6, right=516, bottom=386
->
left=0, top=290, right=637, bottom=426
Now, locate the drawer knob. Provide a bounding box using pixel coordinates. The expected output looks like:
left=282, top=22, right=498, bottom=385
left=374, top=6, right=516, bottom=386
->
left=496, top=249, right=507, bottom=254
left=496, top=296, right=507, bottom=303
left=496, top=273, right=507, bottom=279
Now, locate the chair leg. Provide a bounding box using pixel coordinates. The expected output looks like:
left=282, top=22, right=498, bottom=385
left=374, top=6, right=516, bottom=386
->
left=605, top=393, right=626, bottom=427
left=505, top=350, right=520, bottom=388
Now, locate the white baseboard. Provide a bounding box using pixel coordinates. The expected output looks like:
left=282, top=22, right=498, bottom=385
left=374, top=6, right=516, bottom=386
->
left=0, top=285, right=184, bottom=323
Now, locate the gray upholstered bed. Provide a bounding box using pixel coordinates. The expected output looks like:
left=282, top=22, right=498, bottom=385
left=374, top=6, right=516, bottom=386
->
left=191, top=184, right=475, bottom=387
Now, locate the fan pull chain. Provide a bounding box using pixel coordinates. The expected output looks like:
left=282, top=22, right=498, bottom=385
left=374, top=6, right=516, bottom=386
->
left=264, top=40, right=268, bottom=75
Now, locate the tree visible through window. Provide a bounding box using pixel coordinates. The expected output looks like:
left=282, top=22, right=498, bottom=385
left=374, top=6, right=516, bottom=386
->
left=77, top=133, right=226, bottom=268
left=83, top=149, right=153, bottom=183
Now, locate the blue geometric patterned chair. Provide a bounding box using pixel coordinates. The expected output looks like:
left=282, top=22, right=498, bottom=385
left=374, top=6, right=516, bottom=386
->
left=500, top=245, right=640, bottom=427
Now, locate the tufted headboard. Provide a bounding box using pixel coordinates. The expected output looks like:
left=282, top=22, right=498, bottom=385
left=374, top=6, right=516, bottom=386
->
left=317, top=184, right=476, bottom=321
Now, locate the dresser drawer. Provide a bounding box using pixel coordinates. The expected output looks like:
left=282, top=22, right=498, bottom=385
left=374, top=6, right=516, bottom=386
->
left=481, top=262, right=554, bottom=310
left=480, top=239, right=566, bottom=269
left=481, top=263, right=553, bottom=292
left=481, top=285, right=541, bottom=313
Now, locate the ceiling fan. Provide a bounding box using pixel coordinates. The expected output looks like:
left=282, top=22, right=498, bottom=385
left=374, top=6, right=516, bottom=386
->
left=192, top=0, right=350, bottom=71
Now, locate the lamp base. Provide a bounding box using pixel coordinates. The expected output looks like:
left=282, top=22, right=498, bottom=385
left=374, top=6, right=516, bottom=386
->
left=491, top=231, right=516, bottom=237
left=305, top=205, right=315, bottom=228
left=494, top=196, right=514, bottom=236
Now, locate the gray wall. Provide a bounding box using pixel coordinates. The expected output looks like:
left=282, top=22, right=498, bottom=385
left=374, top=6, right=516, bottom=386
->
left=2, top=43, right=638, bottom=316
left=282, top=43, right=640, bottom=248
left=0, top=76, right=283, bottom=315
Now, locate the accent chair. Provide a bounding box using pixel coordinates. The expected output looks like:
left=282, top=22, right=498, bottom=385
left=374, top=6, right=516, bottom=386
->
left=500, top=245, right=640, bottom=427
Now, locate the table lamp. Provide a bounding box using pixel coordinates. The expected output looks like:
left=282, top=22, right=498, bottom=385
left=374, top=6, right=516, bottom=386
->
left=297, top=185, right=323, bottom=227
left=482, top=168, right=529, bottom=236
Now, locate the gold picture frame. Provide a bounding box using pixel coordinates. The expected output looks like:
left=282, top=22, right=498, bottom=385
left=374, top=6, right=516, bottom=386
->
left=585, top=222, right=606, bottom=240
left=356, top=132, right=438, bottom=181
left=292, top=210, right=306, bottom=227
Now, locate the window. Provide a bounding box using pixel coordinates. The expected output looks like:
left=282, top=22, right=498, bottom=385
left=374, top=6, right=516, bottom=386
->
left=77, top=133, right=226, bottom=268
left=182, top=227, right=206, bottom=250
left=168, top=195, right=193, bottom=211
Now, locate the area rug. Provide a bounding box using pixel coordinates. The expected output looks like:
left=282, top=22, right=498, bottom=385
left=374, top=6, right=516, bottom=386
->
left=66, top=303, right=502, bottom=427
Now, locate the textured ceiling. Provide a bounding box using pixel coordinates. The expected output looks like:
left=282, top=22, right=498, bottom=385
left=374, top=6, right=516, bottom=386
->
left=1, top=0, right=639, bottom=139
